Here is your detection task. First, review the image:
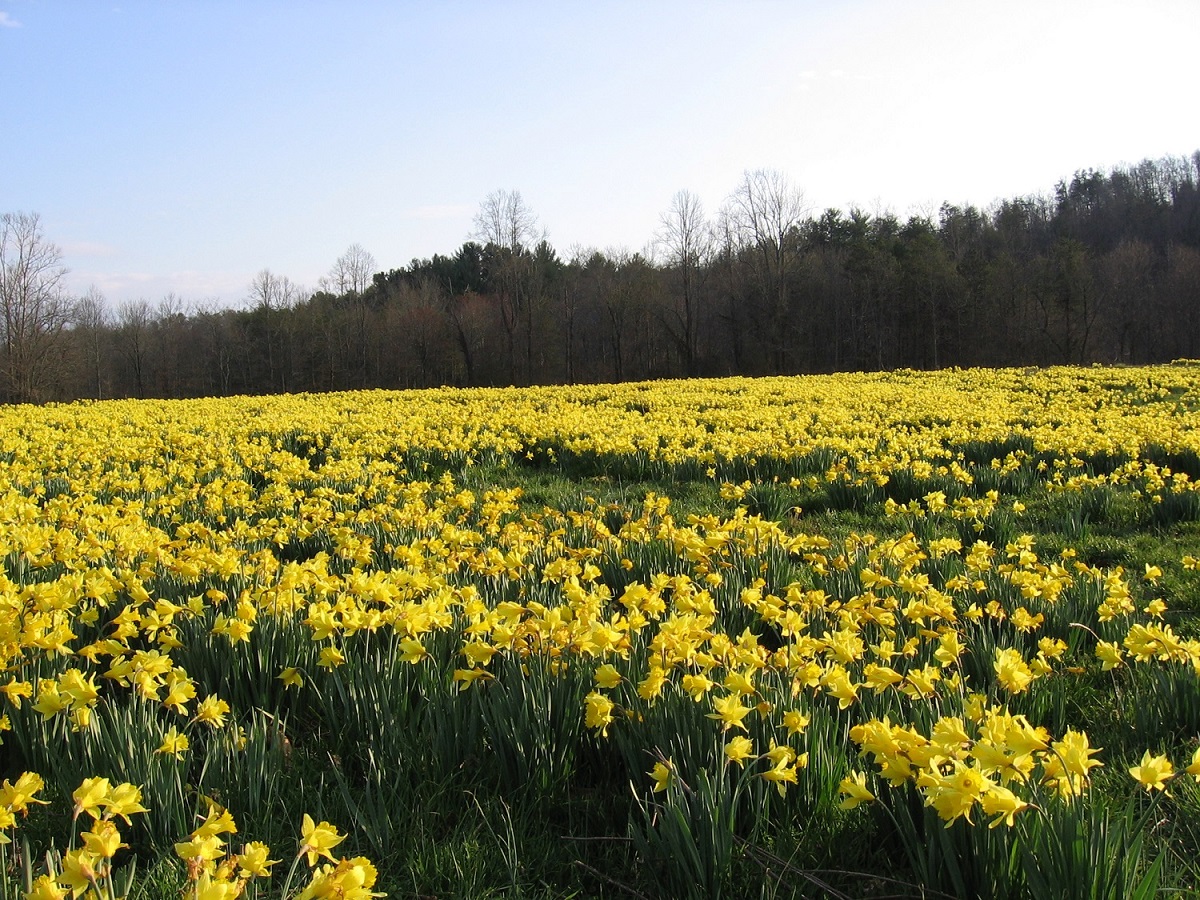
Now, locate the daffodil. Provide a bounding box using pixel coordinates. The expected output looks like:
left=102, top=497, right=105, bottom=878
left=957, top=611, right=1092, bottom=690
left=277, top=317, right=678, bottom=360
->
left=81, top=820, right=125, bottom=858
left=681, top=673, right=714, bottom=701
left=707, top=693, right=753, bottom=732
left=57, top=849, right=98, bottom=898
left=838, top=772, right=875, bottom=809
left=994, top=647, right=1033, bottom=694
left=32, top=681, right=69, bottom=720
left=194, top=804, right=238, bottom=839
left=317, top=646, right=345, bottom=669
left=593, top=663, right=622, bottom=689
left=296, top=857, right=382, bottom=900
left=26, top=874, right=67, bottom=900
left=584, top=692, right=615, bottom=735
left=1095, top=641, right=1123, bottom=670
left=762, top=758, right=800, bottom=797
left=979, top=784, right=1029, bottom=828
left=174, top=833, right=226, bottom=868
left=0, top=771, right=48, bottom=814
left=921, top=760, right=993, bottom=826
left=103, top=782, right=149, bottom=823
left=194, top=695, right=231, bottom=728
left=298, top=814, right=346, bottom=867
left=238, top=841, right=281, bottom=877
left=782, top=709, right=810, bottom=736
left=186, top=873, right=235, bottom=900
left=156, top=726, right=190, bottom=757
left=1043, top=729, right=1103, bottom=797
left=649, top=761, right=671, bottom=793
left=0, top=680, right=33, bottom=710
left=72, top=776, right=110, bottom=821
left=724, top=735, right=755, bottom=766
left=1129, top=750, right=1174, bottom=792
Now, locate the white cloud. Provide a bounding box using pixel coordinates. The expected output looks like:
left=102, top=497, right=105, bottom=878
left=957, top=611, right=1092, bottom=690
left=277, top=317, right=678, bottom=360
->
left=0, top=12, right=20, bottom=27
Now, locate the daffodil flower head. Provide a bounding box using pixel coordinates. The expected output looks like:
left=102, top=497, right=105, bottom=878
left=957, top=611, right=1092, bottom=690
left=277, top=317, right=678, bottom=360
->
left=0, top=771, right=48, bottom=814
left=299, top=814, right=346, bottom=867
left=649, top=761, right=672, bottom=793
left=1129, top=750, right=1174, bottom=793
left=238, top=841, right=281, bottom=878
left=26, top=874, right=67, bottom=900
left=707, top=692, right=753, bottom=731
left=593, top=663, right=622, bottom=689
left=156, top=726, right=190, bottom=757
left=724, top=735, right=755, bottom=766
left=838, top=771, right=875, bottom=809
left=979, top=784, right=1029, bottom=828
left=103, top=782, right=149, bottom=824
left=81, top=819, right=126, bottom=859
left=72, top=776, right=111, bottom=821
left=584, top=691, right=615, bottom=735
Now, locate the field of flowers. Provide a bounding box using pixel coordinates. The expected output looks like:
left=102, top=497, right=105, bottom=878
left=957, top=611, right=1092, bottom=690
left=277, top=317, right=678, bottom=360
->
left=2, top=364, right=1200, bottom=898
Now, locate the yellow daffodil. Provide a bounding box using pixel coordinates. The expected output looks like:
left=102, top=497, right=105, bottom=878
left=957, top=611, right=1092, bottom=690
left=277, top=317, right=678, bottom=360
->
left=649, top=761, right=671, bottom=793
left=593, top=663, right=622, bottom=689
left=298, top=814, right=346, bottom=867
left=1129, top=751, right=1174, bottom=792
left=979, top=784, right=1029, bottom=828
left=156, top=726, right=190, bottom=757
left=838, top=772, right=875, bottom=809
left=194, top=695, right=231, bottom=728
left=724, top=735, right=755, bottom=766
left=707, top=693, right=753, bottom=732
left=238, top=841, right=281, bottom=877
left=72, top=777, right=111, bottom=821
left=584, top=692, right=615, bottom=735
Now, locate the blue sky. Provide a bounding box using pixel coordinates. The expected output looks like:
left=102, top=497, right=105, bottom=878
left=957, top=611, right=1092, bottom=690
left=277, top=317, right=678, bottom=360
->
left=2, top=0, right=1197, bottom=307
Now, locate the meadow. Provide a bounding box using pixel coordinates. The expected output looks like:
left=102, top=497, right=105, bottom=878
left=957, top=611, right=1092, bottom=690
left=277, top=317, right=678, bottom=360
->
left=2, top=364, right=1200, bottom=899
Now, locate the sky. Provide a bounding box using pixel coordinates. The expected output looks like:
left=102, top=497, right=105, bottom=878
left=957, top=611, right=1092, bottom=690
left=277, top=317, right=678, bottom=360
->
left=2, top=0, right=1198, bottom=309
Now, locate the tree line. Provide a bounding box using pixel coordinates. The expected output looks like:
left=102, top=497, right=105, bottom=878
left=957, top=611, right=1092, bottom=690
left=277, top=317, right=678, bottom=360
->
left=3, top=151, right=1200, bottom=404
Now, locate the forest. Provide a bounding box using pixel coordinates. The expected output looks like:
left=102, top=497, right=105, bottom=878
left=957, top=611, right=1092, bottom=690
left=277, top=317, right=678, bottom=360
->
left=3, top=151, right=1200, bottom=403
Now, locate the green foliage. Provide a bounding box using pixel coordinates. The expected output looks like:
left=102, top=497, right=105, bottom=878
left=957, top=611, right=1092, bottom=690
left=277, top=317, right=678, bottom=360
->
left=630, top=767, right=740, bottom=900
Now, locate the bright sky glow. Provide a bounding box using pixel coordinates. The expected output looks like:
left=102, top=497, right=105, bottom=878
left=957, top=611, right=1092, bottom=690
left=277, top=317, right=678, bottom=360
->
left=2, top=0, right=1197, bottom=306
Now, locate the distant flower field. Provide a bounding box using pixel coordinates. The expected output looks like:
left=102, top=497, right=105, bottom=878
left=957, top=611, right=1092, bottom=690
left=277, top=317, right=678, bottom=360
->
left=2, top=364, right=1200, bottom=898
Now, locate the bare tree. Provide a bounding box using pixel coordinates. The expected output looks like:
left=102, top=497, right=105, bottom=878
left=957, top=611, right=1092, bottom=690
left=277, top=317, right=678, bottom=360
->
left=193, top=298, right=239, bottom=395
left=472, top=190, right=543, bottom=383
left=656, top=190, right=713, bottom=375
left=722, top=169, right=808, bottom=371
left=117, top=299, right=153, bottom=397
left=473, top=189, right=540, bottom=252
left=588, top=246, right=656, bottom=383
left=0, top=212, right=73, bottom=402
left=155, top=292, right=192, bottom=397
left=247, top=270, right=305, bottom=391
left=312, top=247, right=375, bottom=386
left=72, top=285, right=109, bottom=399
left=320, top=244, right=377, bottom=297
left=248, top=269, right=303, bottom=311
